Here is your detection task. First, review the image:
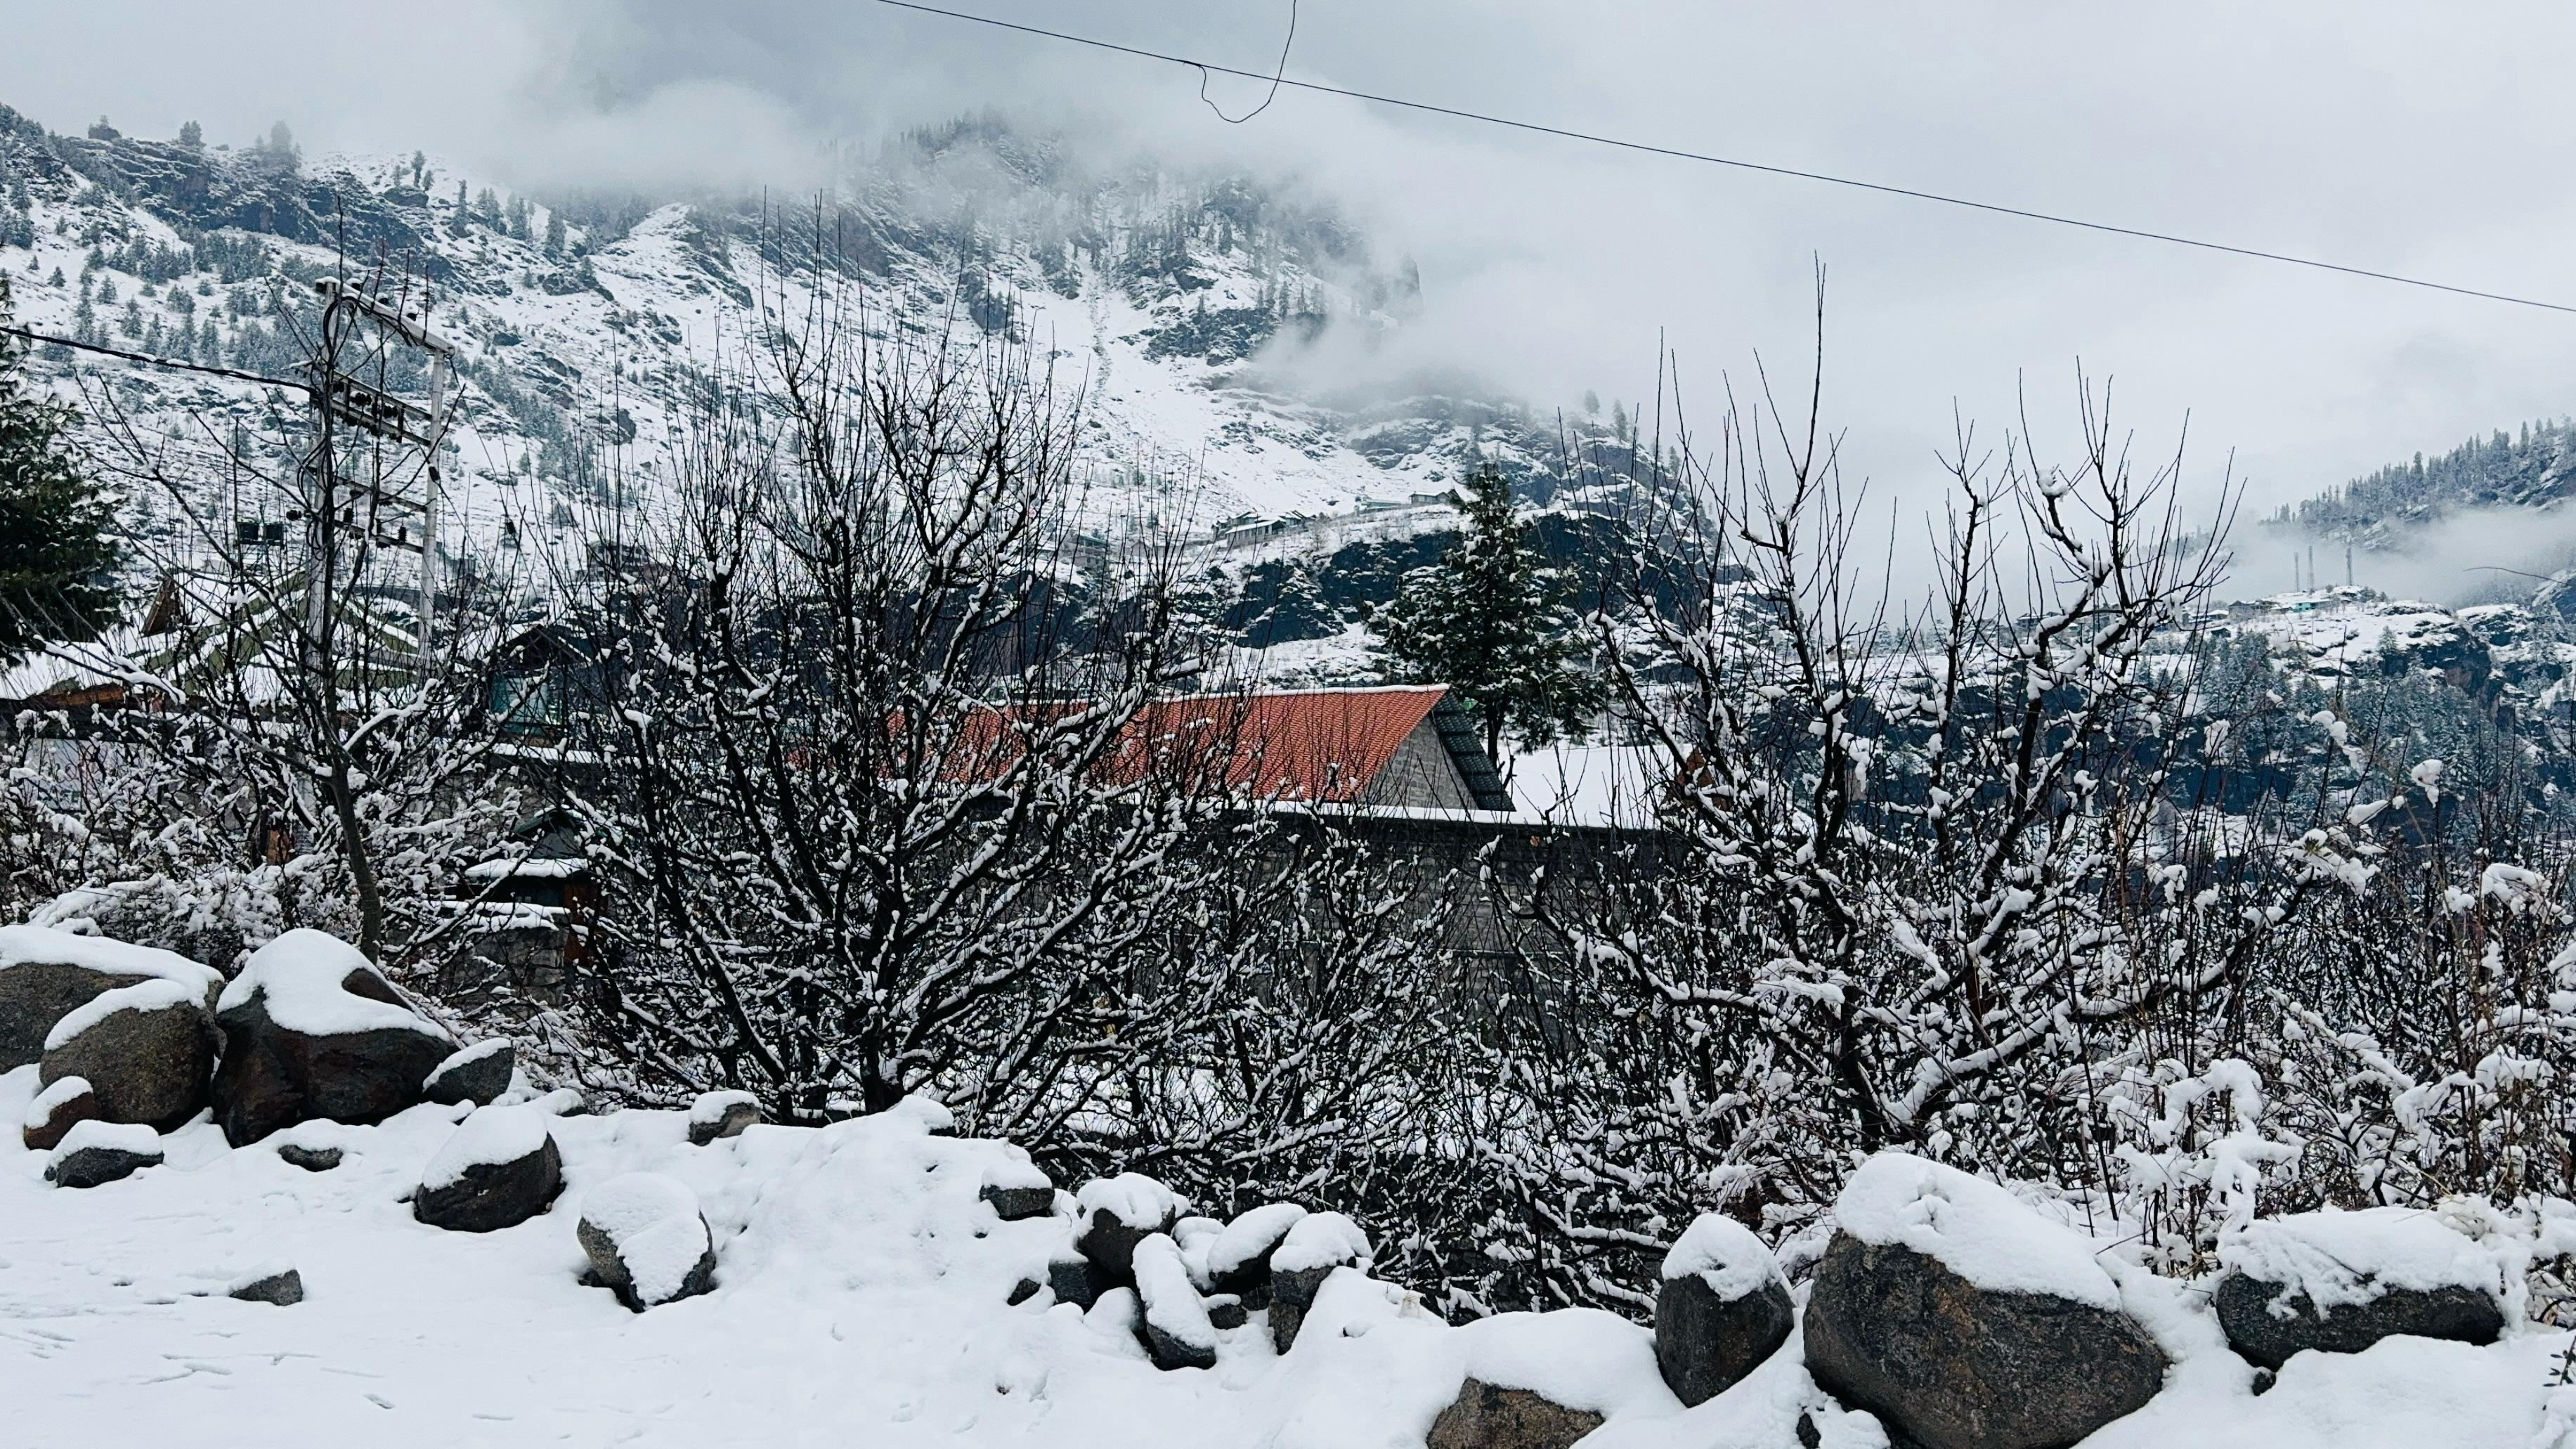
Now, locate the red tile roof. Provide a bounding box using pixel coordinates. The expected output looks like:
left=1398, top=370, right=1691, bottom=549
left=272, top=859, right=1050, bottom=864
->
left=907, top=686, right=1459, bottom=804
left=1120, top=685, right=1451, bottom=803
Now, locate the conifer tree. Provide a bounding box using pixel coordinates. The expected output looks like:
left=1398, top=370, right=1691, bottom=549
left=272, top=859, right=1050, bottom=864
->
left=1371, top=461, right=1601, bottom=765
left=0, top=278, right=118, bottom=660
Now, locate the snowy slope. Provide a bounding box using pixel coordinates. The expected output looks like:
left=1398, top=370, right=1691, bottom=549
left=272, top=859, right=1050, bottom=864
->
left=0, top=1060, right=2558, bottom=1449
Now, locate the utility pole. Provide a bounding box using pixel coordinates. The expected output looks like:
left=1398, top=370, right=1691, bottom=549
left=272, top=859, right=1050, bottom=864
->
left=298, top=273, right=456, bottom=676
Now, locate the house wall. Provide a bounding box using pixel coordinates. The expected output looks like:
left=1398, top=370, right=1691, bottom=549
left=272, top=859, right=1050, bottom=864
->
left=1362, top=718, right=1479, bottom=810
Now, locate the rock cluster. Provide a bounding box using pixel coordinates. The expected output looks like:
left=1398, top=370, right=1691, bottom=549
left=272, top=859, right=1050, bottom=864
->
left=3, top=920, right=2543, bottom=1442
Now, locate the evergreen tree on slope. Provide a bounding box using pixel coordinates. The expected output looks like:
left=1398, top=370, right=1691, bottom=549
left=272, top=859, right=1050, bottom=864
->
left=1372, top=460, right=1600, bottom=765
left=0, top=277, right=119, bottom=661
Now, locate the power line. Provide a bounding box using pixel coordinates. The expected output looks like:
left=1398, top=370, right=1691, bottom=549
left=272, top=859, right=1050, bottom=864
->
left=872, top=0, right=2576, bottom=318
left=1200, top=0, right=1294, bottom=124
left=1, top=323, right=306, bottom=391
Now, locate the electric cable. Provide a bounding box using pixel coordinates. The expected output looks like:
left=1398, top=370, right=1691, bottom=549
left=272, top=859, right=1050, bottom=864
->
left=871, top=0, right=2576, bottom=316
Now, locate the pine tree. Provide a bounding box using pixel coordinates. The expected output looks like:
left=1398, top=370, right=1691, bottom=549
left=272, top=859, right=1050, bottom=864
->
left=0, top=278, right=119, bottom=660
left=178, top=120, right=202, bottom=148
left=1371, top=462, right=1601, bottom=764
left=543, top=211, right=566, bottom=256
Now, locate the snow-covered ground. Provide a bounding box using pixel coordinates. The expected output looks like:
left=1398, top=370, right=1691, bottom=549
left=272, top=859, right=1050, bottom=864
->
left=0, top=1062, right=2560, bottom=1448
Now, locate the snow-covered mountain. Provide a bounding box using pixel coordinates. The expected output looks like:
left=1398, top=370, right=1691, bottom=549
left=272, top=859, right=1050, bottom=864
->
left=0, top=105, right=1611, bottom=609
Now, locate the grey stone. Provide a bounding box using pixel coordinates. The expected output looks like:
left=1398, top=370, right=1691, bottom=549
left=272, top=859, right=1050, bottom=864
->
left=1208, top=1208, right=1301, bottom=1309
left=40, top=989, right=217, bottom=1133
left=422, top=1041, right=515, bottom=1107
left=1143, top=1318, right=1218, bottom=1372
left=0, top=960, right=212, bottom=1071
left=981, top=1181, right=1054, bottom=1221
left=48, top=1140, right=161, bottom=1188
left=230, top=1268, right=304, bottom=1305
left=1803, top=1234, right=2165, bottom=1449
left=1206, top=1294, right=1247, bottom=1331
left=1048, top=1249, right=1100, bottom=1310
left=687, top=1096, right=760, bottom=1145
left=21, top=1079, right=98, bottom=1151
left=2213, top=1271, right=2504, bottom=1370
left=1655, top=1271, right=1795, bottom=1407
left=1270, top=1259, right=1362, bottom=1355
left=412, top=1133, right=561, bottom=1233
left=579, top=1212, right=716, bottom=1313
left=212, top=966, right=455, bottom=1146
left=278, top=1143, right=342, bottom=1172
left=1006, top=1277, right=1043, bottom=1306
left=1080, top=1202, right=1178, bottom=1292
left=1426, top=1379, right=1605, bottom=1449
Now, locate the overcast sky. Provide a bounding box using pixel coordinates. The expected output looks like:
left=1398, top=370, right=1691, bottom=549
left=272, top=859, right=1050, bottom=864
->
left=9, top=2, right=2576, bottom=594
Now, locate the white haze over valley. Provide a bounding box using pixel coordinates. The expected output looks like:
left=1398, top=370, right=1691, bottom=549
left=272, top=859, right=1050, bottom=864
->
left=11, top=1, right=2576, bottom=600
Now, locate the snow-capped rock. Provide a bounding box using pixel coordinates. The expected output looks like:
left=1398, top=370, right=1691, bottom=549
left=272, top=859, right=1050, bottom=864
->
left=2215, top=1207, right=2513, bottom=1368
left=576, top=1172, right=715, bottom=1312
left=684, top=1089, right=760, bottom=1147
left=45, top=1118, right=161, bottom=1188
left=39, top=975, right=216, bottom=1133
left=422, top=1039, right=516, bottom=1107
left=211, top=929, right=457, bottom=1146
left=0, top=924, right=221, bottom=1071
left=1653, top=1213, right=1793, bottom=1407
left=413, top=1105, right=561, bottom=1233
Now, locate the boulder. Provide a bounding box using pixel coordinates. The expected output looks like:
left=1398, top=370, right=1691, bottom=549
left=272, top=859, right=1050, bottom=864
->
left=1205, top=1294, right=1248, bottom=1331
left=413, top=1107, right=561, bottom=1233
left=1131, top=1233, right=1218, bottom=1370
left=271, top=1121, right=346, bottom=1172
left=211, top=929, right=457, bottom=1146
left=39, top=977, right=218, bottom=1132
left=47, top=1119, right=162, bottom=1188
left=1208, top=1202, right=1306, bottom=1308
left=0, top=924, right=221, bottom=1071
left=2214, top=1207, right=2510, bottom=1369
left=1803, top=1156, right=2164, bottom=1449
left=21, top=1074, right=98, bottom=1151
left=1075, top=1173, right=1182, bottom=1292
left=579, top=1174, right=718, bottom=1312
left=1426, top=1380, right=1605, bottom=1449
left=979, top=1159, right=1054, bottom=1221
left=278, top=1142, right=343, bottom=1173
left=687, top=1089, right=761, bottom=1146
left=228, top=1265, right=304, bottom=1305
left=422, top=1039, right=515, bottom=1107
left=1269, top=1210, right=1372, bottom=1354
left=1047, top=1245, right=1100, bottom=1310
left=1654, top=1213, right=1795, bottom=1406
